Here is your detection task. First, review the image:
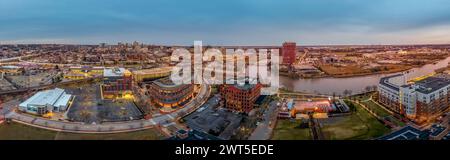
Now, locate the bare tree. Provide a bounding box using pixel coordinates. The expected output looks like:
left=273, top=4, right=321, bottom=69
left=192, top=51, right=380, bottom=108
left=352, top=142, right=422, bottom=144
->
left=343, top=90, right=350, bottom=98
left=371, top=85, right=378, bottom=92
left=365, top=86, right=372, bottom=93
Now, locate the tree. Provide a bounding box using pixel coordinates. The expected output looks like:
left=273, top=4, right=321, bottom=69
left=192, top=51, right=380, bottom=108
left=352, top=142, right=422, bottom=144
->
left=365, top=86, right=372, bottom=93
left=343, top=90, right=350, bottom=98
left=371, top=85, right=378, bottom=92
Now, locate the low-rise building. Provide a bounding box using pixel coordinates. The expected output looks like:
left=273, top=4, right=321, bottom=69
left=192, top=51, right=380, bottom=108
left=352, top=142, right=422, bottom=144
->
left=378, top=125, right=429, bottom=140
left=131, top=67, right=172, bottom=83
left=19, top=88, right=74, bottom=115
left=0, top=65, right=24, bottom=75
left=64, top=66, right=104, bottom=79
left=290, top=100, right=333, bottom=117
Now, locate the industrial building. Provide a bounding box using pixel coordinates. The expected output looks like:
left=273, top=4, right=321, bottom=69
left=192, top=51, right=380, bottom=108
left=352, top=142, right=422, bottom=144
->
left=18, top=88, right=74, bottom=115
left=101, top=68, right=133, bottom=99
left=220, top=78, right=262, bottom=113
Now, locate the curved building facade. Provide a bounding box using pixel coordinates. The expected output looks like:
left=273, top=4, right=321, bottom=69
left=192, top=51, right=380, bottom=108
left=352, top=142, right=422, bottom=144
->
left=147, top=77, right=194, bottom=113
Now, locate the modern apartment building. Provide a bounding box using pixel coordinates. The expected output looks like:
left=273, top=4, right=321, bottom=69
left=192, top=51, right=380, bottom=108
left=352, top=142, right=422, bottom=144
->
left=379, top=74, right=450, bottom=123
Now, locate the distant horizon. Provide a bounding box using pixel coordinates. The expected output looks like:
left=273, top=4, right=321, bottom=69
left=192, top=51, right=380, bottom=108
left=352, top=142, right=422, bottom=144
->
left=2, top=41, right=450, bottom=47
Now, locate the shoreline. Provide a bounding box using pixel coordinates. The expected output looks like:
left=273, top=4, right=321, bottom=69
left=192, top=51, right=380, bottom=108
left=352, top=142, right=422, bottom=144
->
left=285, top=58, right=447, bottom=79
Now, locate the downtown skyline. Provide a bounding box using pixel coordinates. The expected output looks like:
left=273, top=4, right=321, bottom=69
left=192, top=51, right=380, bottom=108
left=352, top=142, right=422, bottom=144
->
left=1, top=0, right=450, bottom=45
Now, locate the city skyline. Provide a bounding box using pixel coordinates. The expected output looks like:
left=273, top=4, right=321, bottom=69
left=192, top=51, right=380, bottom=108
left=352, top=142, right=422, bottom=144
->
left=1, top=0, right=450, bottom=45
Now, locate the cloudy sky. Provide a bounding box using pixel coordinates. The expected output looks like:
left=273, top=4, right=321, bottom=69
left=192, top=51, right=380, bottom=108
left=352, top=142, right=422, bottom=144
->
left=1, top=0, right=450, bottom=45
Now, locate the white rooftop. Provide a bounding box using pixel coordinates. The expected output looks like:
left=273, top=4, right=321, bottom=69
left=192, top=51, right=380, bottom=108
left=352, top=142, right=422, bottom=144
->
left=19, top=88, right=71, bottom=108
left=104, top=68, right=126, bottom=77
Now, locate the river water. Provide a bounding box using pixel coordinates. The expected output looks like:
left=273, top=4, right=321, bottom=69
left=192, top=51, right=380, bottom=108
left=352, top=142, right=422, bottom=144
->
left=280, top=56, right=450, bottom=95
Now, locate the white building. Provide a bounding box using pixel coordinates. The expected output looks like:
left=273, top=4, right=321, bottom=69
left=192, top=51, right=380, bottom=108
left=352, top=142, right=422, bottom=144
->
left=19, top=88, right=74, bottom=115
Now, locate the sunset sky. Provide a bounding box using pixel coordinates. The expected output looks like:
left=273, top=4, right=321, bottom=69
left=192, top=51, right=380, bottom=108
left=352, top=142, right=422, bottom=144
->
left=1, top=0, right=450, bottom=45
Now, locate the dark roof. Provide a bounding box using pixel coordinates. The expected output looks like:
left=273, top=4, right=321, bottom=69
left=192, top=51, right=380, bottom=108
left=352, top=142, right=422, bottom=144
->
left=430, top=124, right=446, bottom=137
left=378, top=126, right=429, bottom=140
left=379, top=74, right=402, bottom=92
left=167, top=129, right=223, bottom=140
left=255, top=95, right=268, bottom=105
left=415, top=76, right=450, bottom=94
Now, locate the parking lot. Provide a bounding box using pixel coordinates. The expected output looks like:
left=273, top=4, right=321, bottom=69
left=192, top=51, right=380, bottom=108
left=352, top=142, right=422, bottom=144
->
left=0, top=79, right=16, bottom=91
left=65, top=82, right=143, bottom=124
left=183, top=95, right=243, bottom=140
left=6, top=71, right=55, bottom=88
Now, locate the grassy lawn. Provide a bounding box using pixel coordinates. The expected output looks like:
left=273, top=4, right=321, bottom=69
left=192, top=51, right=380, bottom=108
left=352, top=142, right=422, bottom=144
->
left=321, top=101, right=391, bottom=140
left=272, top=119, right=311, bottom=140
left=0, top=122, right=165, bottom=140
left=351, top=93, right=405, bottom=127
left=361, top=100, right=391, bottom=117
left=352, top=94, right=371, bottom=101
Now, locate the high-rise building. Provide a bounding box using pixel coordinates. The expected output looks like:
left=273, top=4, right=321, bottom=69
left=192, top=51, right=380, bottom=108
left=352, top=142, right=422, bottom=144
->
left=220, top=78, right=262, bottom=113
left=281, top=42, right=297, bottom=65
left=101, top=68, right=133, bottom=99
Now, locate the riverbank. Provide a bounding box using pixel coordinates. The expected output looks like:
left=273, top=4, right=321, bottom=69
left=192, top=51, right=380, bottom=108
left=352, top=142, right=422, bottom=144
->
left=280, top=56, right=450, bottom=95
left=317, top=64, right=413, bottom=78
left=282, top=56, right=448, bottom=80
left=281, top=64, right=413, bottom=79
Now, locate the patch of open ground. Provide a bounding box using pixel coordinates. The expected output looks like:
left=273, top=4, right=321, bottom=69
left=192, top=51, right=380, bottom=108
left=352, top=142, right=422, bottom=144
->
left=0, top=122, right=164, bottom=140
left=318, top=64, right=411, bottom=78
left=320, top=101, right=391, bottom=140
left=271, top=119, right=311, bottom=140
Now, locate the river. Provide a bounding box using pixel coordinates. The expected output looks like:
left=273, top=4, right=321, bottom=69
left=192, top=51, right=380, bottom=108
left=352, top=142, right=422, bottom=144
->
left=280, top=56, right=450, bottom=95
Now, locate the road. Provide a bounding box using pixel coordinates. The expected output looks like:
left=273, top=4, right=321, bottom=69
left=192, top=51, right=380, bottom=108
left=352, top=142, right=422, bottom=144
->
left=248, top=101, right=279, bottom=140
left=1, top=99, right=20, bottom=122
left=3, top=83, right=211, bottom=134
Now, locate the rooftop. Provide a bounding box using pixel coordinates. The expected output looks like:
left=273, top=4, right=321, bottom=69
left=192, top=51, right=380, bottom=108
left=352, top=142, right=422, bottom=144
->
left=132, top=67, right=173, bottom=75
left=415, top=76, right=450, bottom=94
left=152, top=77, right=180, bottom=88
left=379, top=74, right=403, bottom=92
left=378, top=126, right=429, bottom=140
left=19, top=88, right=71, bottom=108
left=430, top=124, right=446, bottom=137
left=226, top=78, right=259, bottom=91
left=167, top=129, right=222, bottom=140
left=103, top=68, right=130, bottom=77
left=0, top=65, right=22, bottom=69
